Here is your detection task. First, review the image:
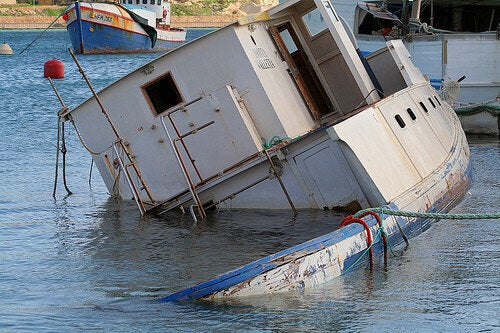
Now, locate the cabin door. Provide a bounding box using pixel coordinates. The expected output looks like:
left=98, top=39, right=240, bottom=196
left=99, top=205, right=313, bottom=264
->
left=269, top=23, right=331, bottom=120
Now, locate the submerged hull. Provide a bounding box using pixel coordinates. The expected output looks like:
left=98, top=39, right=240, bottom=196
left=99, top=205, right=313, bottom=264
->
left=64, top=1, right=186, bottom=54
left=159, top=81, right=472, bottom=300
left=162, top=121, right=472, bottom=301
left=59, top=0, right=473, bottom=299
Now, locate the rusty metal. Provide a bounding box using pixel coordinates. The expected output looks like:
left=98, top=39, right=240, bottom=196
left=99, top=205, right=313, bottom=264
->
left=199, top=152, right=262, bottom=185
left=48, top=77, right=73, bottom=198
left=160, top=115, right=215, bottom=220
left=112, top=143, right=146, bottom=215
left=170, top=121, right=219, bottom=220
left=263, top=149, right=297, bottom=215
left=203, top=175, right=270, bottom=211
left=167, top=114, right=203, bottom=182
left=69, top=48, right=156, bottom=214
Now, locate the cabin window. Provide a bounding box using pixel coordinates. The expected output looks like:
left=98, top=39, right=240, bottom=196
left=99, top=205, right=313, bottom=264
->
left=407, top=108, right=416, bottom=121
left=428, top=97, right=436, bottom=108
left=419, top=101, right=428, bottom=113
left=279, top=29, right=298, bottom=53
left=395, top=114, right=406, bottom=128
left=143, top=73, right=183, bottom=116
left=142, top=0, right=147, bottom=4
left=302, top=8, right=327, bottom=37
left=157, top=0, right=161, bottom=4
left=434, top=96, right=441, bottom=106
left=150, top=0, right=154, bottom=4
left=128, top=0, right=132, bottom=3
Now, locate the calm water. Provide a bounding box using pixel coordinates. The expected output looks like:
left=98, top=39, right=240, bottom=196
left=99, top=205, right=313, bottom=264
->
left=0, top=29, right=499, bottom=332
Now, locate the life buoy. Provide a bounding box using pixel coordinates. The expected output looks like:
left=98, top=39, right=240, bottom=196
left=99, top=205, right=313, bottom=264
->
left=162, top=9, right=167, bottom=18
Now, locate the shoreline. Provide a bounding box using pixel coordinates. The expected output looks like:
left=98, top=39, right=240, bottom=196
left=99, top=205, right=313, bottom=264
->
left=0, top=15, right=234, bottom=29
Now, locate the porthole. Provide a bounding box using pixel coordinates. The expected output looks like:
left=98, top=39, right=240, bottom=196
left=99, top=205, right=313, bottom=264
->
left=407, top=108, right=417, bottom=121
left=419, top=101, right=428, bottom=113
left=395, top=114, right=406, bottom=128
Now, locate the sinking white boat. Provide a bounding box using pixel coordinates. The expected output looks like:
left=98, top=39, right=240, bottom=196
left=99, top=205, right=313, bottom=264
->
left=332, top=0, right=500, bottom=136
left=58, top=0, right=471, bottom=299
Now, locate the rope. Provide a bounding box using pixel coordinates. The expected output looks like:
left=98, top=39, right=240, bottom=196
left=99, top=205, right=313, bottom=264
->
left=340, top=215, right=374, bottom=266
left=66, top=114, right=101, bottom=155
left=354, top=207, right=500, bottom=220
left=261, top=136, right=290, bottom=149
left=341, top=206, right=500, bottom=275
left=341, top=227, right=384, bottom=275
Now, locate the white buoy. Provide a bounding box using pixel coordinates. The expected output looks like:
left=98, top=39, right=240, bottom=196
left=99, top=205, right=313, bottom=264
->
left=0, top=42, right=13, bottom=55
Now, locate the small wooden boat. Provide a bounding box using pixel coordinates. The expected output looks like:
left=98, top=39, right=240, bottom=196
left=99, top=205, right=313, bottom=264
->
left=63, top=0, right=186, bottom=54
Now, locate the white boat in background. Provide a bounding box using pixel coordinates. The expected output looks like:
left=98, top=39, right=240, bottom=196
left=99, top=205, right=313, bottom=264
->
left=332, top=0, right=500, bottom=136
left=56, top=0, right=471, bottom=299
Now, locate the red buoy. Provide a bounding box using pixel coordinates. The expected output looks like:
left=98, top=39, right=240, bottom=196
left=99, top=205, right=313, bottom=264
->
left=44, top=59, right=64, bottom=79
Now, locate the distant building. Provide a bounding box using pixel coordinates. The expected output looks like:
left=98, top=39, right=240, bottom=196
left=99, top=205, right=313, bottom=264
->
left=0, top=0, right=16, bottom=5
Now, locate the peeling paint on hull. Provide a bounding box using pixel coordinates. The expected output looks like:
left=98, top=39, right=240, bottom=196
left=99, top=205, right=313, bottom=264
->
left=159, top=159, right=472, bottom=302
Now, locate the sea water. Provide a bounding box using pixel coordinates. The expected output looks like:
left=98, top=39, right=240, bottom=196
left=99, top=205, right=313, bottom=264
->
left=0, top=29, right=499, bottom=332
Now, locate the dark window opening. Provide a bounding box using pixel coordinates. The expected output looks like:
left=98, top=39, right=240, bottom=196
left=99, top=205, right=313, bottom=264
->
left=434, top=96, right=441, bottom=106
left=143, top=73, right=183, bottom=116
left=407, top=107, right=416, bottom=121
left=395, top=114, right=406, bottom=128
left=419, top=101, right=428, bottom=113
left=428, top=97, right=436, bottom=108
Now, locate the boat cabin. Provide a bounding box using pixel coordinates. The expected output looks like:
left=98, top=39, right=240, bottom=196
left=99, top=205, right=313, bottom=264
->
left=66, top=0, right=432, bottom=215
left=120, top=0, right=171, bottom=24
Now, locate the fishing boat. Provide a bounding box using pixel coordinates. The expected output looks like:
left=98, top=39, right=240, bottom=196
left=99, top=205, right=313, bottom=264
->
left=332, top=0, right=500, bottom=136
left=63, top=0, right=186, bottom=54
left=56, top=0, right=471, bottom=299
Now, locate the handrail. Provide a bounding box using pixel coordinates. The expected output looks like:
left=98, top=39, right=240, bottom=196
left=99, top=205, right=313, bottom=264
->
left=113, top=143, right=146, bottom=215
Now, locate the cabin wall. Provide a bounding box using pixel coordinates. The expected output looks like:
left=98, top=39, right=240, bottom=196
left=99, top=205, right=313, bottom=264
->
left=70, top=24, right=322, bottom=203
left=233, top=22, right=317, bottom=141
left=329, top=83, right=455, bottom=204
left=366, top=40, right=427, bottom=96
left=292, top=1, right=368, bottom=115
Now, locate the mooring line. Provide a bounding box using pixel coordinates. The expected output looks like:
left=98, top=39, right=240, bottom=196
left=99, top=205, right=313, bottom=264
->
left=354, top=207, right=500, bottom=220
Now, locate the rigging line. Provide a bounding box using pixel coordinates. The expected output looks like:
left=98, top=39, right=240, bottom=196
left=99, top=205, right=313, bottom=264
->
left=53, top=116, right=61, bottom=198
left=61, top=120, right=73, bottom=196
left=19, top=11, right=64, bottom=55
